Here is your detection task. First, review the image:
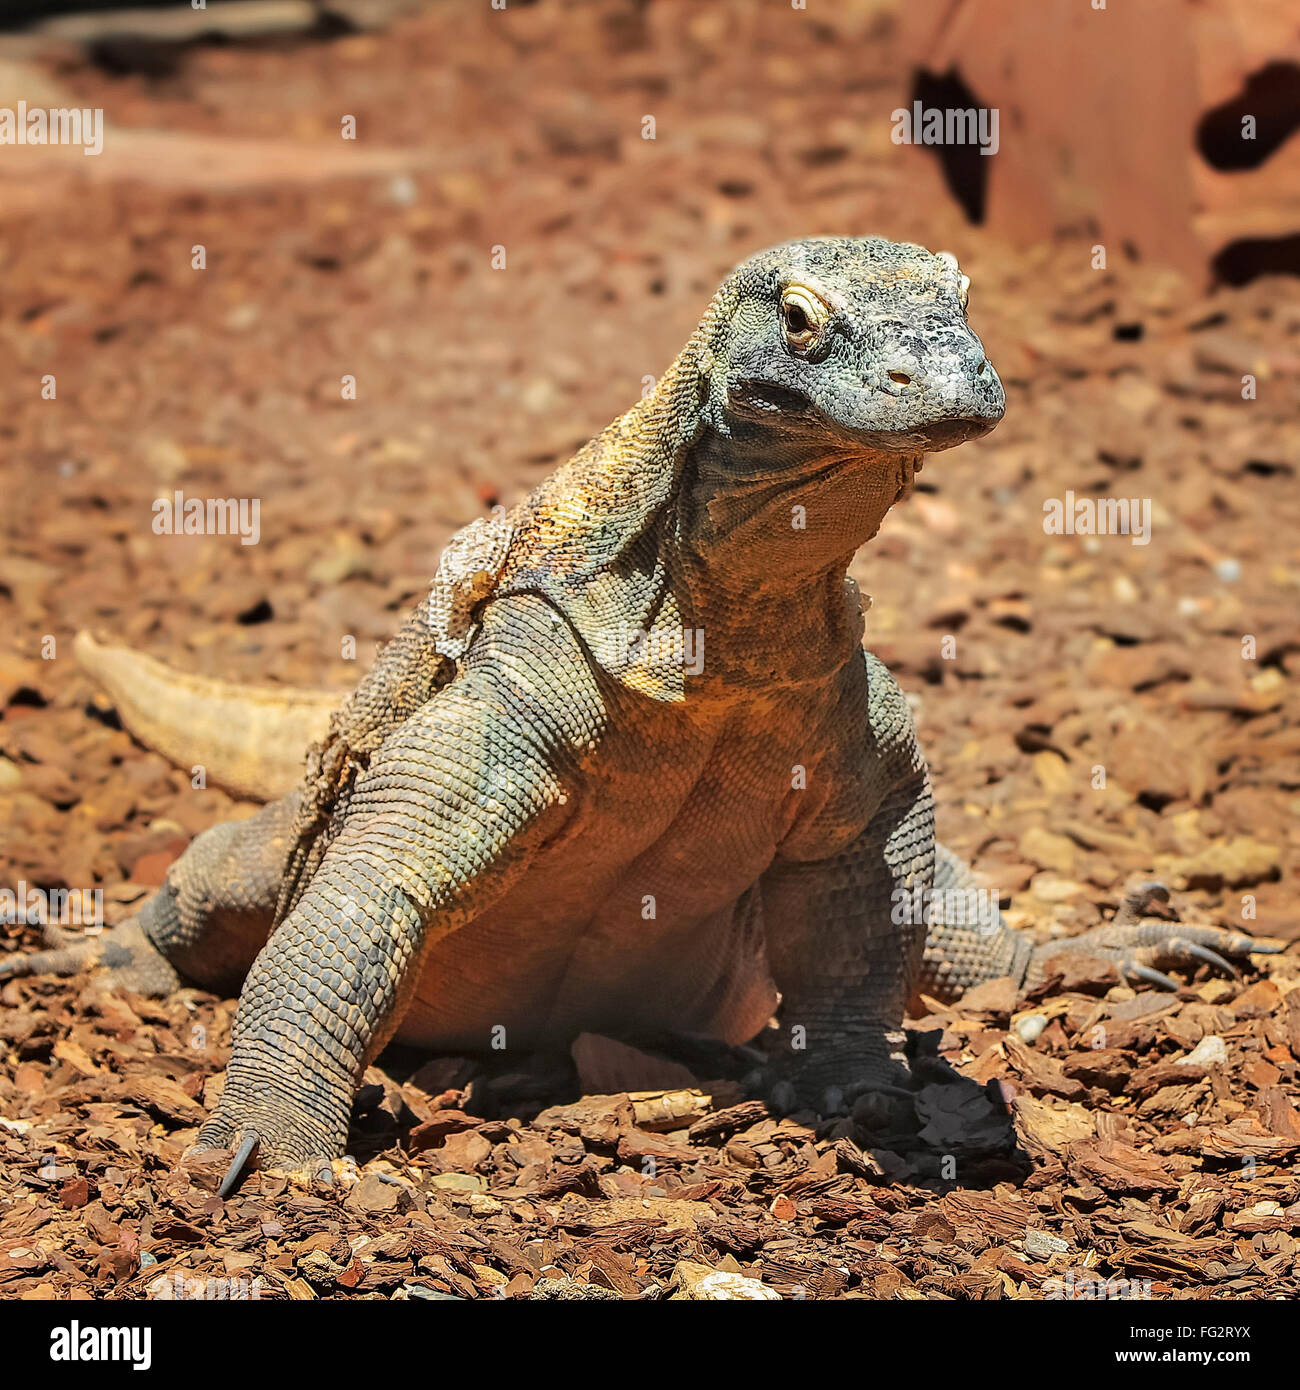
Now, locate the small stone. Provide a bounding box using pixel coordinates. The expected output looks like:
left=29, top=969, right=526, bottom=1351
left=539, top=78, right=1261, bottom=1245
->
left=1214, top=558, right=1241, bottom=583
left=145, top=436, right=188, bottom=482
left=223, top=302, right=259, bottom=332
left=520, top=378, right=559, bottom=414
left=1024, top=1227, right=1070, bottom=1258
left=1177, top=1035, right=1227, bottom=1068
left=1015, top=1014, right=1048, bottom=1044
left=429, top=1171, right=486, bottom=1194
left=1250, top=668, right=1285, bottom=698
left=669, top=1260, right=780, bottom=1300
left=387, top=174, right=418, bottom=206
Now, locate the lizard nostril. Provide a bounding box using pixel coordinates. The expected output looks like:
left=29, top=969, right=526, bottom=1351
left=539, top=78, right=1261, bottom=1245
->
left=975, top=359, right=987, bottom=375
left=887, top=370, right=912, bottom=386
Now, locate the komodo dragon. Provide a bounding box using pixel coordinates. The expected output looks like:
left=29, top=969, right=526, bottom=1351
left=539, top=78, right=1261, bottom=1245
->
left=2, top=237, right=1274, bottom=1189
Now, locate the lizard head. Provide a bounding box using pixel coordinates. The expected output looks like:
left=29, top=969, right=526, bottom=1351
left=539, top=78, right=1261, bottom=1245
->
left=701, top=236, right=1004, bottom=455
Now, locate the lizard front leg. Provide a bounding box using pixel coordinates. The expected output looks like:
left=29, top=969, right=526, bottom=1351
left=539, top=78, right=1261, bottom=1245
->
left=189, top=598, right=599, bottom=1185
left=762, top=764, right=934, bottom=1113
left=758, top=649, right=936, bottom=1115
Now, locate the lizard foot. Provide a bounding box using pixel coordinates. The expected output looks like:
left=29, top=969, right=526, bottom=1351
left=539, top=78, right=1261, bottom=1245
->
left=187, top=1090, right=351, bottom=1197
left=0, top=917, right=180, bottom=995
left=186, top=1121, right=343, bottom=1198
left=1031, top=881, right=1284, bottom=993
left=756, top=1044, right=915, bottom=1121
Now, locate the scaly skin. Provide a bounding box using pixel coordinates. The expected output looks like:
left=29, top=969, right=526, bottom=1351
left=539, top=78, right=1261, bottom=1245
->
left=3, top=237, right=1277, bottom=1180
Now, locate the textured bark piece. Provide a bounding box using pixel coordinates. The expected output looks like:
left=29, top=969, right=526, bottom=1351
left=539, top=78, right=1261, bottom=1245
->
left=1066, top=1138, right=1180, bottom=1196
left=1012, top=1094, right=1096, bottom=1163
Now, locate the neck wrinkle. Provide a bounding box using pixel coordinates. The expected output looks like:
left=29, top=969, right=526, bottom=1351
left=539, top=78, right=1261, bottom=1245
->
left=662, top=427, right=909, bottom=696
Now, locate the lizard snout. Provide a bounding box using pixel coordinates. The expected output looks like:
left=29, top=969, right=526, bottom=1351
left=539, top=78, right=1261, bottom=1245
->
left=863, top=336, right=1004, bottom=451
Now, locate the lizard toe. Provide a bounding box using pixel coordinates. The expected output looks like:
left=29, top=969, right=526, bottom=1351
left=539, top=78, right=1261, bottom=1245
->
left=0, top=919, right=179, bottom=994
left=187, top=1119, right=344, bottom=1197
left=1034, top=916, right=1284, bottom=994
left=189, top=1079, right=351, bottom=1198
left=1120, top=961, right=1181, bottom=992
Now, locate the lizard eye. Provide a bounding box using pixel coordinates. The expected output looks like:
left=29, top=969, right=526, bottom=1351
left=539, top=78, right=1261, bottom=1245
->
left=781, top=284, right=829, bottom=351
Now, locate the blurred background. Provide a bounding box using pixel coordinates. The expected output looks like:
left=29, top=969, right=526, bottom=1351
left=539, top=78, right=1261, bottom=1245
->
left=0, top=0, right=1296, bottom=944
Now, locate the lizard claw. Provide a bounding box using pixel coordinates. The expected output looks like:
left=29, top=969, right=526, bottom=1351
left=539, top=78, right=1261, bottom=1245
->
left=189, top=1083, right=349, bottom=1191
left=0, top=918, right=98, bottom=980
left=1166, top=938, right=1240, bottom=980
left=1122, top=962, right=1180, bottom=992
left=217, top=1131, right=261, bottom=1199
left=0, top=920, right=179, bottom=994
left=1034, top=906, right=1285, bottom=995
left=0, top=952, right=30, bottom=981
left=190, top=1129, right=339, bottom=1198
left=0, top=938, right=104, bottom=981
left=1112, top=880, right=1174, bottom=928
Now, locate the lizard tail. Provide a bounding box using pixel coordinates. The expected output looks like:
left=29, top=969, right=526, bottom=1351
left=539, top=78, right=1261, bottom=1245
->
left=75, top=631, right=342, bottom=803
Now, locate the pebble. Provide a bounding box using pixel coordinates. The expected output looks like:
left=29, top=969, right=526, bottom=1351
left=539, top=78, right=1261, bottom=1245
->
left=1024, top=1228, right=1070, bottom=1258
left=1014, top=1014, right=1048, bottom=1044
left=670, top=1261, right=780, bottom=1301
left=387, top=174, right=418, bottom=206
left=1214, top=557, right=1241, bottom=583
left=1176, top=1035, right=1227, bottom=1068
